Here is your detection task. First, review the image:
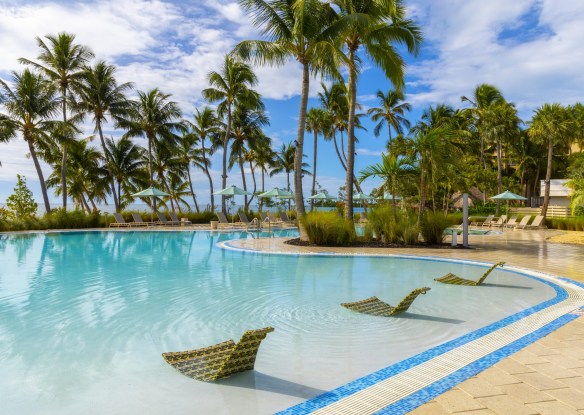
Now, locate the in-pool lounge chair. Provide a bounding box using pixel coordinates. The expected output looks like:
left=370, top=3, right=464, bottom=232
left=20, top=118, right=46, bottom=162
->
left=435, top=261, right=505, bottom=286
left=157, top=212, right=180, bottom=226
left=490, top=215, right=507, bottom=228
left=503, top=215, right=518, bottom=228
left=341, top=287, right=431, bottom=317
left=522, top=215, right=546, bottom=230
left=162, top=327, right=274, bottom=382
left=131, top=213, right=156, bottom=226
left=110, top=213, right=130, bottom=227
left=169, top=211, right=191, bottom=225
left=512, top=215, right=531, bottom=229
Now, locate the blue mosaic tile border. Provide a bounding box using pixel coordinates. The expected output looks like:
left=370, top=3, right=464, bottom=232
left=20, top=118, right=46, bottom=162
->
left=276, top=266, right=572, bottom=415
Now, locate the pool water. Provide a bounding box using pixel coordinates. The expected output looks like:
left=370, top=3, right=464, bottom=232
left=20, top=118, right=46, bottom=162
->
left=0, top=231, right=555, bottom=414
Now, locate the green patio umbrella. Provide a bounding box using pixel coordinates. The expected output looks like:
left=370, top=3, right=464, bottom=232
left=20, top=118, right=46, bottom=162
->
left=213, top=185, right=252, bottom=196
left=308, top=192, right=337, bottom=200
left=490, top=190, right=527, bottom=213
left=353, top=192, right=374, bottom=201
left=383, top=193, right=403, bottom=200
left=258, top=188, right=293, bottom=198
left=132, top=187, right=170, bottom=221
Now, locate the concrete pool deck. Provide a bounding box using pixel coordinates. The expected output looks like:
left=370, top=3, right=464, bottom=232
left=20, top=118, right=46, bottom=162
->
left=228, top=229, right=584, bottom=414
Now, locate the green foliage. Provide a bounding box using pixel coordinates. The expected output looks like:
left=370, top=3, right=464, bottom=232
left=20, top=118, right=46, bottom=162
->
left=182, top=211, right=217, bottom=224
left=301, top=212, right=356, bottom=246
left=548, top=217, right=584, bottom=231
left=420, top=212, right=450, bottom=245
left=6, top=175, right=38, bottom=218
left=367, top=206, right=419, bottom=245
left=468, top=202, right=497, bottom=216
left=0, top=210, right=104, bottom=231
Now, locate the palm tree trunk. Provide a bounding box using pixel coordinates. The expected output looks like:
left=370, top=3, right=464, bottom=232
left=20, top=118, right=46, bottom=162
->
left=392, top=194, right=397, bottom=221
left=201, top=140, right=214, bottom=211
left=311, top=130, right=318, bottom=211
left=248, top=160, right=257, bottom=210
left=80, top=193, right=91, bottom=213
left=239, top=157, right=248, bottom=209
left=27, top=139, right=51, bottom=213
left=294, top=61, right=309, bottom=239
left=331, top=131, right=347, bottom=171
left=345, top=51, right=357, bottom=220
left=340, top=130, right=347, bottom=163
left=496, top=139, right=502, bottom=215
left=161, top=177, right=175, bottom=211
left=221, top=106, right=232, bottom=213
left=147, top=132, right=156, bottom=212
left=287, top=171, right=291, bottom=212
left=541, top=140, right=553, bottom=217
left=97, top=121, right=119, bottom=211
left=418, top=165, right=426, bottom=224
left=186, top=168, right=200, bottom=213
left=61, top=88, right=68, bottom=210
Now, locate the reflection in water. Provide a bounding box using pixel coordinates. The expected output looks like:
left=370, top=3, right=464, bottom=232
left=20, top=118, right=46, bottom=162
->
left=0, top=230, right=556, bottom=414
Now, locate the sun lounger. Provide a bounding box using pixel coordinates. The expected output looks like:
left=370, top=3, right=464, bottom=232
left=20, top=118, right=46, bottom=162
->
left=131, top=212, right=156, bottom=226
left=217, top=212, right=245, bottom=228
left=435, top=261, right=505, bottom=286
left=169, top=211, right=191, bottom=225
left=157, top=212, right=180, bottom=226
left=109, top=213, right=130, bottom=227
left=523, top=215, right=546, bottom=230
left=239, top=212, right=260, bottom=229
left=267, top=211, right=284, bottom=224
left=490, top=215, right=507, bottom=228
left=341, top=287, right=431, bottom=317
left=470, top=215, right=493, bottom=228
left=280, top=211, right=295, bottom=225
left=512, top=215, right=532, bottom=229
left=162, top=327, right=274, bottom=382
left=259, top=212, right=269, bottom=223
left=503, top=215, right=518, bottom=228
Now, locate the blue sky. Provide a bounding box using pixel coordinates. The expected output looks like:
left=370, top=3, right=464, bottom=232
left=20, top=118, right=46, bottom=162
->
left=1, top=0, right=583, bottom=207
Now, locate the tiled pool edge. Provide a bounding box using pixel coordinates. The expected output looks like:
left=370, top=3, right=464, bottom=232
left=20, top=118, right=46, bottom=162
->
left=220, top=239, right=584, bottom=415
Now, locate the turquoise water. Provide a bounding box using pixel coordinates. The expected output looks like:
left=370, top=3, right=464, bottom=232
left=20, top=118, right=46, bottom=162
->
left=0, top=230, right=555, bottom=414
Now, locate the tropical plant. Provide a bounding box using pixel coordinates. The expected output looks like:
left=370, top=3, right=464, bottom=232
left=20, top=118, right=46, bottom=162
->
left=367, top=89, right=411, bottom=149
left=0, top=69, right=61, bottom=213
left=6, top=175, right=38, bottom=218
left=19, top=32, right=94, bottom=209
left=202, top=55, right=260, bottom=212
left=305, top=107, right=330, bottom=209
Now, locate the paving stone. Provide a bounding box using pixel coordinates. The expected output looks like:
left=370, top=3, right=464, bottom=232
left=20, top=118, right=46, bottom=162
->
left=524, top=343, right=561, bottom=357
left=479, top=366, right=523, bottom=386
left=560, top=377, right=584, bottom=393
left=545, top=387, right=584, bottom=410
left=408, top=402, right=453, bottom=415
left=528, top=362, right=581, bottom=380
left=501, top=383, right=555, bottom=404
left=456, top=410, right=497, bottom=415
left=498, top=358, right=537, bottom=375
left=527, top=400, right=582, bottom=415
left=477, top=395, right=539, bottom=415
left=515, top=372, right=568, bottom=391
left=457, top=377, right=505, bottom=398
left=512, top=350, right=551, bottom=365
left=543, top=354, right=584, bottom=369
left=435, top=389, right=485, bottom=413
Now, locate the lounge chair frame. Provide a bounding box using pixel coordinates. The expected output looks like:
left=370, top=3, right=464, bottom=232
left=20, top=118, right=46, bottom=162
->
left=109, top=212, right=130, bottom=227
left=162, top=327, right=274, bottom=381
left=435, top=261, right=505, bottom=286
left=341, top=287, right=431, bottom=317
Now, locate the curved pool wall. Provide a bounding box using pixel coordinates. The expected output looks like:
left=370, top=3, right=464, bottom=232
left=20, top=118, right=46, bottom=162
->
left=0, top=230, right=580, bottom=415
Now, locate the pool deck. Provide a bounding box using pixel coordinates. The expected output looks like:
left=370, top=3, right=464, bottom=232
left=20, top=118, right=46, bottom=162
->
left=228, top=230, right=584, bottom=415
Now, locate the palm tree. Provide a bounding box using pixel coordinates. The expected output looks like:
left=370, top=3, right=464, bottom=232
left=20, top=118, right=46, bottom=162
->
left=75, top=61, right=134, bottom=212
left=253, top=139, right=276, bottom=211
left=305, top=107, right=329, bottom=210
left=0, top=69, right=61, bottom=213
left=119, top=88, right=184, bottom=210
left=235, top=0, right=340, bottom=238
left=360, top=153, right=414, bottom=220
left=528, top=104, right=572, bottom=217
left=189, top=107, right=220, bottom=211
left=177, top=132, right=207, bottom=213
left=202, top=55, right=260, bottom=212
left=367, top=89, right=411, bottom=150
left=105, top=137, right=147, bottom=210
left=330, top=0, right=422, bottom=219
left=271, top=141, right=311, bottom=211
left=20, top=32, right=94, bottom=210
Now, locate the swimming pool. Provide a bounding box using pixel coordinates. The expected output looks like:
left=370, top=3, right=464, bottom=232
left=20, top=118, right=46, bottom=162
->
left=0, top=230, right=564, bottom=414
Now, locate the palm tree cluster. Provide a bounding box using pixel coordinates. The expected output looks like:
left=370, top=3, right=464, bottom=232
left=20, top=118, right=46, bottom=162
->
left=0, top=33, right=305, bottom=215
left=358, top=85, right=584, bottom=220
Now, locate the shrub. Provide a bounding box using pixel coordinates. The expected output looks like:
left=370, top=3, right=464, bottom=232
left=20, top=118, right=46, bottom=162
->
left=182, top=210, right=217, bottom=224
left=367, top=206, right=419, bottom=245
left=420, top=212, right=450, bottom=245
left=6, top=175, right=38, bottom=219
left=301, top=211, right=356, bottom=246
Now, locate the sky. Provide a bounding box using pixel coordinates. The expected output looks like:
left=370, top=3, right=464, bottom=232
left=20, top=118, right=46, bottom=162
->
left=1, top=0, right=583, bottom=208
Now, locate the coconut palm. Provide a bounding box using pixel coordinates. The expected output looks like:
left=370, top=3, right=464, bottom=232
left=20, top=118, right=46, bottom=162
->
left=528, top=104, right=573, bottom=217
left=271, top=141, right=311, bottom=211
left=360, top=153, right=414, bottom=220
left=119, top=89, right=183, bottom=199
left=305, top=107, right=330, bottom=210
left=19, top=32, right=94, bottom=209
left=202, top=55, right=260, bottom=212
left=177, top=132, right=210, bottom=213
left=367, top=89, right=411, bottom=149
left=0, top=69, right=62, bottom=213
left=330, top=0, right=422, bottom=219
left=189, top=107, right=220, bottom=211
left=235, top=0, right=341, bottom=237
left=105, top=137, right=147, bottom=210
left=75, top=61, right=134, bottom=211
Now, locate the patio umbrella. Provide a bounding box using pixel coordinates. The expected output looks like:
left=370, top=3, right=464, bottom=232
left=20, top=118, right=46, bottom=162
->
left=308, top=192, right=337, bottom=200
left=383, top=193, right=403, bottom=200
left=353, top=192, right=374, bottom=201
left=132, top=187, right=170, bottom=221
left=490, top=190, right=527, bottom=212
left=213, top=185, right=252, bottom=217
left=258, top=188, right=292, bottom=198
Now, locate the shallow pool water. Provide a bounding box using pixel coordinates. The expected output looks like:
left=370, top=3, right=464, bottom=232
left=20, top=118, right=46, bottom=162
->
left=0, top=230, right=555, bottom=414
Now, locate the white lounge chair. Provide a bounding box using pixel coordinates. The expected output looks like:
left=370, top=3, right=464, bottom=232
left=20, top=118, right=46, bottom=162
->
left=503, top=215, right=518, bottom=228
left=490, top=215, right=507, bottom=228
left=513, top=215, right=532, bottom=229
left=523, top=215, right=547, bottom=230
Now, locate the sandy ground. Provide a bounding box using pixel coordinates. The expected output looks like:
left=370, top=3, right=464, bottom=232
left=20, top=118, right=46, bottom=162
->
left=546, top=230, right=584, bottom=245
